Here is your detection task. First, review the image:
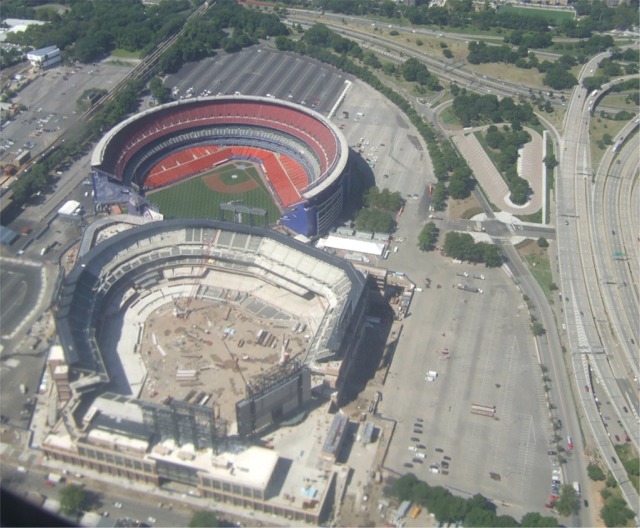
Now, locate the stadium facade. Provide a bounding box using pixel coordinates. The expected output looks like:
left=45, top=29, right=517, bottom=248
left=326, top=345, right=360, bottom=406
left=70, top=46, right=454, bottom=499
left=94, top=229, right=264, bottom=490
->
left=90, top=96, right=351, bottom=237
left=47, top=219, right=367, bottom=523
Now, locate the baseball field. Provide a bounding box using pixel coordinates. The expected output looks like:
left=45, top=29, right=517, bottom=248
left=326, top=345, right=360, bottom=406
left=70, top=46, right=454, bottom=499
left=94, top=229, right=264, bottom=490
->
left=146, top=161, right=282, bottom=225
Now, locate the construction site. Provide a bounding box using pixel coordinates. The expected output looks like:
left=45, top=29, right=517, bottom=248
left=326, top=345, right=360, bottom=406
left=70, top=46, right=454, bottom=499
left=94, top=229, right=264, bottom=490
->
left=137, top=293, right=311, bottom=433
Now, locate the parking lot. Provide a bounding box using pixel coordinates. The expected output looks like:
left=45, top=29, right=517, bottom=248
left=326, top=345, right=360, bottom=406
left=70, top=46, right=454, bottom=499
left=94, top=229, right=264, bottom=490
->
left=380, top=255, right=556, bottom=519
left=1, top=61, right=134, bottom=169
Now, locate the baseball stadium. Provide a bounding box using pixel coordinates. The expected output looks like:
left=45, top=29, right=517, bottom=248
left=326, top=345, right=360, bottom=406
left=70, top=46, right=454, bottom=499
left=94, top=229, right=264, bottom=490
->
left=90, top=96, right=351, bottom=237
left=45, top=217, right=367, bottom=523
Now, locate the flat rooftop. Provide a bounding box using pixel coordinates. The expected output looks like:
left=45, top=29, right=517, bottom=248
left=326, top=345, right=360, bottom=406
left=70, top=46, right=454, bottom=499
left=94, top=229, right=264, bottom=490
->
left=150, top=443, right=279, bottom=492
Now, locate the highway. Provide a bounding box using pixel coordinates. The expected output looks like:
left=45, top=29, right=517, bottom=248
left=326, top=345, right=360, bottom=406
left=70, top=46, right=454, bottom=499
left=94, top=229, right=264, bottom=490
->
left=556, top=52, right=640, bottom=516
left=592, top=117, right=640, bottom=392
left=285, top=13, right=567, bottom=106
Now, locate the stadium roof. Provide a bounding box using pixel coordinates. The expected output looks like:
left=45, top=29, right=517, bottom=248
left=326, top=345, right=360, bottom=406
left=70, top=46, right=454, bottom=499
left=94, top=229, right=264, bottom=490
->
left=316, top=235, right=386, bottom=256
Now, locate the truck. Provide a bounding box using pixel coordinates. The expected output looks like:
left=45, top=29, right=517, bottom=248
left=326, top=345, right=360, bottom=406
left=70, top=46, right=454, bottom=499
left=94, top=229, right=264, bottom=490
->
left=572, top=481, right=580, bottom=496
left=457, top=284, right=483, bottom=294
left=45, top=473, right=63, bottom=487
left=567, top=436, right=573, bottom=450
left=410, top=505, right=421, bottom=519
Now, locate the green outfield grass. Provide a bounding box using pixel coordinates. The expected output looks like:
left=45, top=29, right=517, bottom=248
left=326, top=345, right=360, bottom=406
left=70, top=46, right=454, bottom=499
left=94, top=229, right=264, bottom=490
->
left=498, top=6, right=575, bottom=24
left=147, top=162, right=281, bottom=225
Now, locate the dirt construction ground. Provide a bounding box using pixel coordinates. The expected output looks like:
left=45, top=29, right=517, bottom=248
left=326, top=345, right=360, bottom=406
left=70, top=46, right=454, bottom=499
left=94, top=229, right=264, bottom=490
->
left=137, top=297, right=309, bottom=428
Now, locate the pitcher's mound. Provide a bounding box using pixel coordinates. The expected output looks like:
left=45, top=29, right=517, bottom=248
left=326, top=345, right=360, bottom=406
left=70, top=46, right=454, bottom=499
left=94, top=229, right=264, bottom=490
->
left=203, top=173, right=259, bottom=193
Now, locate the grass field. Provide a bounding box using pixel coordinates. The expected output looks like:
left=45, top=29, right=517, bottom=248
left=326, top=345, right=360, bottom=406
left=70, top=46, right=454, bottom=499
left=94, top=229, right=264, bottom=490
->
left=498, top=6, right=575, bottom=24
left=111, top=49, right=142, bottom=59
left=147, top=162, right=282, bottom=225
left=518, top=240, right=555, bottom=304
left=589, top=114, right=630, bottom=171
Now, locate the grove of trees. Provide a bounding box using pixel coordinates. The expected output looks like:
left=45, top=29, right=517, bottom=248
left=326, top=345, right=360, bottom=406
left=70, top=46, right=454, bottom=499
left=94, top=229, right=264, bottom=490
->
left=159, top=0, right=289, bottom=74
left=391, top=473, right=558, bottom=526
left=443, top=232, right=502, bottom=267
left=452, top=91, right=536, bottom=128
left=482, top=125, right=532, bottom=205
left=363, top=187, right=404, bottom=212
left=600, top=495, right=635, bottom=527
left=5, top=0, right=193, bottom=63
left=353, top=187, right=403, bottom=232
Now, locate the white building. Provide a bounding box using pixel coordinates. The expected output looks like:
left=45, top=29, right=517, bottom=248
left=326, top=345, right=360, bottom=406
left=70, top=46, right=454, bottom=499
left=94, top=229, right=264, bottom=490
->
left=27, top=45, right=61, bottom=69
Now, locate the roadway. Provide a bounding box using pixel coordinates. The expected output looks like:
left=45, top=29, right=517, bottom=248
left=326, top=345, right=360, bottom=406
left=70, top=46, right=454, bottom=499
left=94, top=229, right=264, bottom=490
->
left=592, top=117, right=639, bottom=397
left=285, top=12, right=568, bottom=106
left=556, top=52, right=639, bottom=517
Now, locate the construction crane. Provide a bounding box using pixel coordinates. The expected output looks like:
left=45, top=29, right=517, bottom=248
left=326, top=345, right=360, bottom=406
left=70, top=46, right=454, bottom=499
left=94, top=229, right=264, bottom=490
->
left=175, top=231, right=215, bottom=318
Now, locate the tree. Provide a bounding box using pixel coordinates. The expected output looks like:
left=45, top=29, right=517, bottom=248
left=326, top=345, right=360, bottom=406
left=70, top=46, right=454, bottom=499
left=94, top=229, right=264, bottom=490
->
left=537, top=237, right=549, bottom=248
left=418, top=222, right=439, bottom=251
left=554, top=484, right=579, bottom=516
left=482, top=244, right=503, bottom=267
left=543, top=153, right=558, bottom=170
left=59, top=484, right=86, bottom=515
left=431, top=181, right=448, bottom=211
left=532, top=322, right=546, bottom=336
left=587, top=463, right=606, bottom=481
left=189, top=510, right=219, bottom=527
left=149, top=76, right=171, bottom=104
left=521, top=511, right=560, bottom=526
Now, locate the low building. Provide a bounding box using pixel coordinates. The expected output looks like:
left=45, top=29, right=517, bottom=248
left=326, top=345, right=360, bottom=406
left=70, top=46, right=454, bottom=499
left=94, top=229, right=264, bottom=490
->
left=322, top=413, right=349, bottom=462
left=26, top=45, right=61, bottom=69
left=43, top=393, right=334, bottom=525
left=57, top=200, right=82, bottom=218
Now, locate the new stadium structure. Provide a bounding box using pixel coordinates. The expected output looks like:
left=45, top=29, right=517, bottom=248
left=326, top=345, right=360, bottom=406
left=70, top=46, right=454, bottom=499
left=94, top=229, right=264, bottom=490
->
left=90, top=96, right=350, bottom=237
left=45, top=218, right=367, bottom=522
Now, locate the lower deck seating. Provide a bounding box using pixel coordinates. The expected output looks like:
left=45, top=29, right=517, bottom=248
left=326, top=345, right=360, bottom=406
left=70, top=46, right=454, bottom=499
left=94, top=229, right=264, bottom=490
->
left=144, top=144, right=308, bottom=208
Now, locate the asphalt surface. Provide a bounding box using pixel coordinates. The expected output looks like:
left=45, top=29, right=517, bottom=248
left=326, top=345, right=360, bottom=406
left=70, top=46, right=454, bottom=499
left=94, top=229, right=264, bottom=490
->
left=166, top=47, right=347, bottom=116
left=381, top=259, right=555, bottom=521
left=555, top=53, right=639, bottom=517
left=0, top=259, right=42, bottom=336
left=0, top=62, right=132, bottom=170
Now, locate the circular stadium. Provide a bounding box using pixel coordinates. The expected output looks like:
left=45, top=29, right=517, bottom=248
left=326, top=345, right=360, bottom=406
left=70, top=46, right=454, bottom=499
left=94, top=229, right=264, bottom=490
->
left=90, top=96, right=350, bottom=237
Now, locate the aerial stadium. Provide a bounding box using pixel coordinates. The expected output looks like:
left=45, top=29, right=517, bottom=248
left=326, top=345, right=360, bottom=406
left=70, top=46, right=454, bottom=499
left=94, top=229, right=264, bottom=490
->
left=90, top=96, right=351, bottom=237
left=45, top=217, right=367, bottom=523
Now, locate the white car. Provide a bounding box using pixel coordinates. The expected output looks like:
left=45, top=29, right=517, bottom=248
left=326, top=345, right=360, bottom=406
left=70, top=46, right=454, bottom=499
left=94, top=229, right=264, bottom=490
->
left=408, top=446, right=417, bottom=452
left=113, top=502, right=122, bottom=509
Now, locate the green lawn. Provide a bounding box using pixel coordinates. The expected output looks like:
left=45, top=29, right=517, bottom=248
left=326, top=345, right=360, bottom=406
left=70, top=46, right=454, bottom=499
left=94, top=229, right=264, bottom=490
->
left=524, top=250, right=555, bottom=304
left=498, top=6, right=575, bottom=24
left=147, top=163, right=281, bottom=225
